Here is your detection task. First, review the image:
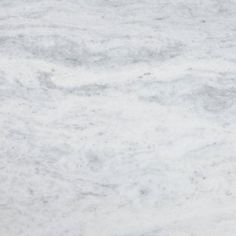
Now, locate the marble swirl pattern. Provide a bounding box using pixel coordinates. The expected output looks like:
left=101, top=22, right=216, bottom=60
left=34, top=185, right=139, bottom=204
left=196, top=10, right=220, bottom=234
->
left=0, top=0, right=236, bottom=235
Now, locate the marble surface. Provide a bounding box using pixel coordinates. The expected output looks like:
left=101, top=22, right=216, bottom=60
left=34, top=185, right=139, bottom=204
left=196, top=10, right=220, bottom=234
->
left=0, top=0, right=236, bottom=235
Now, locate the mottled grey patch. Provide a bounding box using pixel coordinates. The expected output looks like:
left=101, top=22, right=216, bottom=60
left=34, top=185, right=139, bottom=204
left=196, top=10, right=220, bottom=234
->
left=37, top=71, right=56, bottom=89
left=139, top=95, right=165, bottom=105
left=0, top=33, right=183, bottom=67
left=0, top=35, right=88, bottom=66
left=67, top=83, right=109, bottom=96
left=190, top=85, right=236, bottom=113
left=85, top=150, right=104, bottom=172
left=139, top=187, right=151, bottom=197
left=136, top=74, right=236, bottom=115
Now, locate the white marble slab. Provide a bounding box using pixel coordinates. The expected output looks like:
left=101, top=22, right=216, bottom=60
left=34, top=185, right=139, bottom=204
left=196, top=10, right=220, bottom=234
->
left=0, top=0, right=236, bottom=235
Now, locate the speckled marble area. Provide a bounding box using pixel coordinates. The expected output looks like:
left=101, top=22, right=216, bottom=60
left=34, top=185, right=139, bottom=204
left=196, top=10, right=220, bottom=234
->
left=0, top=1, right=236, bottom=236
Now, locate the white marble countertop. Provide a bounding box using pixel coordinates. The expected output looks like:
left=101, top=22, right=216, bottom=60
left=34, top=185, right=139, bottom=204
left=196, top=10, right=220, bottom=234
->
left=0, top=0, right=236, bottom=235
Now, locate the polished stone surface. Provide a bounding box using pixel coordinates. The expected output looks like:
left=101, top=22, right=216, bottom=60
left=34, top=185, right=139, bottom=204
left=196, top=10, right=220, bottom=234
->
left=0, top=1, right=236, bottom=235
